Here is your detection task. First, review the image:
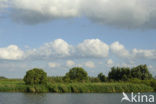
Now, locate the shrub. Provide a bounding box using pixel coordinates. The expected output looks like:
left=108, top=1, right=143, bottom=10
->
left=98, top=73, right=107, bottom=82
left=24, top=68, right=47, bottom=85
left=64, top=67, right=88, bottom=82
left=108, top=67, right=131, bottom=81
left=131, top=64, right=152, bottom=80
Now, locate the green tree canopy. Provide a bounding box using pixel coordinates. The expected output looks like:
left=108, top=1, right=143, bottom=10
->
left=108, top=67, right=131, bottom=81
left=64, top=67, right=88, bottom=82
left=131, top=64, right=152, bottom=80
left=24, top=68, right=47, bottom=85
left=98, top=73, right=107, bottom=82
left=108, top=64, right=152, bottom=81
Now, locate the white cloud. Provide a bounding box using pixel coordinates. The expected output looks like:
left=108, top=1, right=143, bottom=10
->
left=77, top=39, right=109, bottom=58
left=0, top=39, right=156, bottom=61
left=66, top=60, right=75, bottom=67
left=148, top=65, right=153, bottom=69
left=27, top=39, right=73, bottom=58
left=0, top=45, right=24, bottom=60
left=85, top=61, right=95, bottom=68
left=110, top=41, right=129, bottom=58
left=110, top=41, right=156, bottom=60
left=48, top=62, right=60, bottom=68
left=132, top=48, right=156, bottom=60
left=81, top=0, right=156, bottom=28
left=9, top=0, right=81, bottom=24
left=51, top=39, right=72, bottom=56
left=1, top=0, right=156, bottom=28
left=106, top=59, right=114, bottom=67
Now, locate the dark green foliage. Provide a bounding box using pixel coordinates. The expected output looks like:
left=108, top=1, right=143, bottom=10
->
left=46, top=83, right=153, bottom=93
left=26, top=85, right=49, bottom=93
left=88, top=77, right=100, bottom=83
left=0, top=78, right=155, bottom=93
left=108, top=64, right=152, bottom=81
left=48, top=76, right=64, bottom=83
left=64, top=67, right=88, bottom=82
left=108, top=67, right=131, bottom=81
left=0, top=64, right=155, bottom=93
left=0, top=76, right=7, bottom=79
left=131, top=64, right=152, bottom=80
left=151, top=80, right=156, bottom=91
left=24, top=68, right=47, bottom=85
left=98, top=73, right=107, bottom=82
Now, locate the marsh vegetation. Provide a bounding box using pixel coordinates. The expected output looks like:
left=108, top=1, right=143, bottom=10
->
left=0, top=64, right=155, bottom=93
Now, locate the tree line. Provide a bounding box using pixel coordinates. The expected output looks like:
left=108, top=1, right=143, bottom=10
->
left=23, top=64, right=153, bottom=85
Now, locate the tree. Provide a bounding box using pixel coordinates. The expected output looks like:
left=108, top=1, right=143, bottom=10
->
left=64, top=67, right=88, bottom=82
left=24, top=68, right=47, bottom=85
left=131, top=64, right=152, bottom=80
left=98, top=73, right=106, bottom=82
left=0, top=76, right=7, bottom=79
left=108, top=67, right=131, bottom=81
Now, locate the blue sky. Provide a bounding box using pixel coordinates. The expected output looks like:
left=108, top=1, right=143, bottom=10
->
left=1, top=17, right=156, bottom=49
left=0, top=0, right=156, bottom=78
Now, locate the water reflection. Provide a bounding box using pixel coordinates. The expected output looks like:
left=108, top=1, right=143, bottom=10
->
left=0, top=92, right=155, bottom=104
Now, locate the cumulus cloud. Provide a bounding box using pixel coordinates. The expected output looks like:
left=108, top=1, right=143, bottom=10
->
left=0, top=39, right=156, bottom=61
left=48, top=62, right=60, bottom=68
left=132, top=48, right=156, bottom=60
left=27, top=39, right=109, bottom=59
left=110, top=41, right=156, bottom=60
left=1, top=0, right=156, bottom=28
left=9, top=0, right=81, bottom=24
left=66, top=60, right=75, bottom=67
left=106, top=59, right=114, bottom=67
left=0, top=45, right=24, bottom=60
left=85, top=61, right=95, bottom=68
left=82, top=0, right=156, bottom=28
left=77, top=39, right=109, bottom=58
left=27, top=39, right=73, bottom=59
left=110, top=41, right=129, bottom=58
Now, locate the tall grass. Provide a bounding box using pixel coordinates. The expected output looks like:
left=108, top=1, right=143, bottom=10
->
left=0, top=79, right=26, bottom=92
left=47, top=83, right=153, bottom=93
left=0, top=79, right=154, bottom=93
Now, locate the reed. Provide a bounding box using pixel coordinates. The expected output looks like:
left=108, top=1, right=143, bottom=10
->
left=0, top=79, right=154, bottom=93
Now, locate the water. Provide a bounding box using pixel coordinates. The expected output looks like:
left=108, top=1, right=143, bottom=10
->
left=0, top=92, right=155, bottom=104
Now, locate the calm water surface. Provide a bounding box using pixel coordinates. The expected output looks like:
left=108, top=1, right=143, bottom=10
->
left=0, top=92, right=155, bottom=104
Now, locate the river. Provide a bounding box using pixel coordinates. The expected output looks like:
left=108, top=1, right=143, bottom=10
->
left=0, top=92, right=155, bottom=104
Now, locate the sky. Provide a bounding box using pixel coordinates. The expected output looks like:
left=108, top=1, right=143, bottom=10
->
left=0, top=0, right=156, bottom=78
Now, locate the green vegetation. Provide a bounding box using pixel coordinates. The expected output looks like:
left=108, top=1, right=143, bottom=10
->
left=0, top=64, right=156, bottom=93
left=98, top=73, right=107, bottom=82
left=24, top=68, right=48, bottom=85
left=108, top=64, right=152, bottom=81
left=0, top=79, right=154, bottom=93
left=64, top=67, right=88, bottom=82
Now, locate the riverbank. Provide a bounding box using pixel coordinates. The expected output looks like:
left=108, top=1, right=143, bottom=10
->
left=0, top=79, right=155, bottom=93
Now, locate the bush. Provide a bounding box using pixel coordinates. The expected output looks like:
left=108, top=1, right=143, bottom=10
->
left=108, top=67, right=131, bottom=81
left=98, top=73, right=107, bottom=82
left=24, top=68, right=47, bottom=85
left=47, top=76, right=64, bottom=83
left=88, top=77, right=100, bottom=83
left=131, top=64, right=152, bottom=80
left=64, top=67, right=88, bottom=82
left=108, top=65, right=153, bottom=81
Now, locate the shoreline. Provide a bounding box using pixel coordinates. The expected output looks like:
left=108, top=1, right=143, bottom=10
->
left=0, top=82, right=154, bottom=93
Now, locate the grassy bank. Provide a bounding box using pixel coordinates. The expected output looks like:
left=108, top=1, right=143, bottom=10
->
left=47, top=83, right=153, bottom=93
left=0, top=79, right=154, bottom=93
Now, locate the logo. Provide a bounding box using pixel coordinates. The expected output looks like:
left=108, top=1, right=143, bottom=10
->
left=121, top=92, right=155, bottom=103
